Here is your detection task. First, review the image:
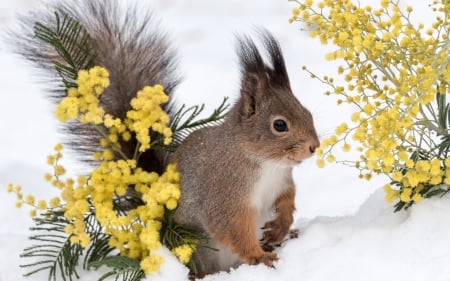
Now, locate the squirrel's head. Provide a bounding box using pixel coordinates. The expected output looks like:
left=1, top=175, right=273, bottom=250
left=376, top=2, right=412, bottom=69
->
left=232, top=30, right=320, bottom=167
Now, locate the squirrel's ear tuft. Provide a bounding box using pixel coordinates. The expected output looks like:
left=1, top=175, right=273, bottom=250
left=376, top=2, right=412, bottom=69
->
left=259, top=30, right=291, bottom=90
left=236, top=34, right=269, bottom=117
left=235, top=30, right=291, bottom=117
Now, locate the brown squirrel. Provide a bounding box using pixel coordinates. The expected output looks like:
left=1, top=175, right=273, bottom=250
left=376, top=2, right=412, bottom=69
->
left=12, top=0, right=320, bottom=276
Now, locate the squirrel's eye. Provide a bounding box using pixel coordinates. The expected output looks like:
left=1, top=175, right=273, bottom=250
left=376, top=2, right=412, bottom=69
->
left=273, top=119, right=288, bottom=132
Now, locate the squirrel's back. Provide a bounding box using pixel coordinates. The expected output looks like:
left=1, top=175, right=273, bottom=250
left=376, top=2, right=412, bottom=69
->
left=13, top=0, right=179, bottom=173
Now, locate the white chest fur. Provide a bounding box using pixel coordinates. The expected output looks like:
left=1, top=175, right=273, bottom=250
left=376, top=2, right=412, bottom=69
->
left=213, top=161, right=292, bottom=271
left=250, top=161, right=291, bottom=212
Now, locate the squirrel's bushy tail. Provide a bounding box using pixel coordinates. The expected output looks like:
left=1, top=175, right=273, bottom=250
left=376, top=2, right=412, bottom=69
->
left=12, top=0, right=179, bottom=173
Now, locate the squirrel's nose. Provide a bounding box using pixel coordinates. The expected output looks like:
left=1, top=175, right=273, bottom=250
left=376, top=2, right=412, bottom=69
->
left=308, top=139, right=320, bottom=154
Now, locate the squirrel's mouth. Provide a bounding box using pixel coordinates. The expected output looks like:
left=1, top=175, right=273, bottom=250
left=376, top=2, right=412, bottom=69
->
left=286, top=156, right=303, bottom=165
left=284, top=145, right=317, bottom=165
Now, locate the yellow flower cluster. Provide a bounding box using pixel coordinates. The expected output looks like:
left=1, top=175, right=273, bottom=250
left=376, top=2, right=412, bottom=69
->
left=90, top=162, right=180, bottom=260
left=56, top=66, right=172, bottom=157
left=127, top=86, right=173, bottom=152
left=58, top=66, right=183, bottom=273
left=140, top=254, right=164, bottom=275
left=8, top=66, right=190, bottom=274
left=7, top=144, right=64, bottom=219
left=172, top=244, right=196, bottom=264
left=55, top=155, right=181, bottom=271
left=384, top=158, right=450, bottom=204
left=291, top=0, right=450, bottom=208
left=56, top=66, right=109, bottom=123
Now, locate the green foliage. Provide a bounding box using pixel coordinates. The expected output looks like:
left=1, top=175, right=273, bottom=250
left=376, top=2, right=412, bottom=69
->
left=34, top=12, right=96, bottom=88
left=159, top=97, right=229, bottom=152
left=89, top=256, right=144, bottom=281
left=435, top=90, right=450, bottom=157
left=21, top=208, right=117, bottom=281
left=160, top=209, right=210, bottom=274
left=20, top=211, right=82, bottom=281
left=82, top=207, right=116, bottom=269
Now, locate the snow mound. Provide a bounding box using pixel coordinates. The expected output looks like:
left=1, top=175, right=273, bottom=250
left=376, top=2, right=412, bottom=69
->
left=197, top=190, right=450, bottom=281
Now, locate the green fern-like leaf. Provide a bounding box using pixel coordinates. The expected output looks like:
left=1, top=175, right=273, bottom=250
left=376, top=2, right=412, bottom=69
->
left=34, top=11, right=96, bottom=88
left=435, top=89, right=450, bottom=157
left=82, top=210, right=116, bottom=270
left=161, top=210, right=207, bottom=248
left=436, top=91, right=448, bottom=132
left=20, top=207, right=117, bottom=281
left=20, top=212, right=82, bottom=281
left=160, top=209, right=211, bottom=274
left=159, top=97, right=229, bottom=151
left=89, top=256, right=145, bottom=281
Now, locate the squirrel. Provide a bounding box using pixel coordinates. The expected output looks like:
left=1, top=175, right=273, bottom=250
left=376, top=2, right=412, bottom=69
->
left=12, top=0, right=320, bottom=276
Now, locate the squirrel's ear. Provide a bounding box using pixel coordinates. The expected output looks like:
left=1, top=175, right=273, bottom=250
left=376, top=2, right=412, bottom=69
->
left=240, top=71, right=269, bottom=117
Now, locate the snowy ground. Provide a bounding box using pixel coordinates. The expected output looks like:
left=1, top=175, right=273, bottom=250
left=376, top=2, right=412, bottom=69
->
left=1, top=0, right=449, bottom=281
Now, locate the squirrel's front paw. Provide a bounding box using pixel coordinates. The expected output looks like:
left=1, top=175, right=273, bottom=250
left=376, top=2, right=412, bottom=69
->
left=260, top=218, right=292, bottom=247
left=288, top=228, right=300, bottom=239
left=246, top=251, right=279, bottom=267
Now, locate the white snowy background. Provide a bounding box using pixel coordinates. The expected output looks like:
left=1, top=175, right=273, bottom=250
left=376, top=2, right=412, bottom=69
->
left=1, top=0, right=450, bottom=281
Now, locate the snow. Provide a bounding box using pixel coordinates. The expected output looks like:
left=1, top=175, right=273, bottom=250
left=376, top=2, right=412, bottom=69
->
left=0, top=0, right=449, bottom=281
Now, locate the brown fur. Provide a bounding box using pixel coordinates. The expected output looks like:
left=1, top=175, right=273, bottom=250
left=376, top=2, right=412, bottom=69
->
left=172, top=32, right=319, bottom=275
